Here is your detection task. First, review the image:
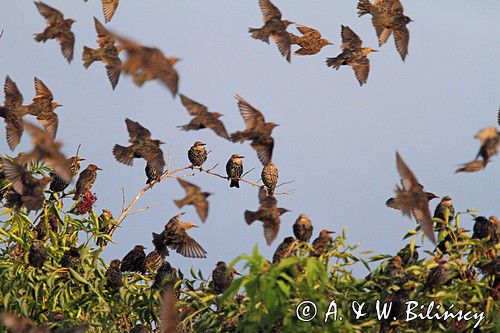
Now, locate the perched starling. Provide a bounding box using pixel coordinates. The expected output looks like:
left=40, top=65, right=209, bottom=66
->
left=82, top=18, right=122, bottom=89
left=392, top=152, right=436, bottom=244
left=397, top=244, right=419, bottom=266
left=0, top=76, right=28, bottom=150
left=96, top=209, right=114, bottom=247
left=293, top=214, right=314, bottom=243
left=154, top=261, right=178, bottom=290
left=226, top=154, right=245, bottom=188
left=423, top=262, right=453, bottom=292
left=105, top=259, right=123, bottom=293
left=479, top=256, right=499, bottom=278
left=326, top=25, right=377, bottom=86
left=113, top=118, right=165, bottom=183
left=386, top=184, right=438, bottom=210
left=34, top=211, right=59, bottom=241
left=60, top=247, right=81, bottom=269
left=34, top=1, right=75, bottom=63
left=385, top=256, right=405, bottom=279
left=261, top=162, right=278, bottom=196
left=188, top=141, right=208, bottom=168
left=249, top=0, right=294, bottom=62
left=231, top=95, right=278, bottom=166
left=120, top=245, right=146, bottom=273
left=178, top=95, right=230, bottom=140
left=472, top=216, right=494, bottom=240
left=73, top=164, right=102, bottom=201
left=272, top=236, right=296, bottom=264
left=174, top=179, right=211, bottom=222
left=433, top=196, right=455, bottom=224
left=455, top=160, right=489, bottom=173
left=311, top=230, right=334, bottom=256
left=144, top=250, right=165, bottom=273
left=50, top=156, right=85, bottom=193
left=357, top=0, right=412, bottom=61
left=380, top=287, right=411, bottom=330
left=28, top=240, right=47, bottom=269
left=152, top=214, right=207, bottom=258
left=289, top=25, right=332, bottom=55
left=436, top=228, right=467, bottom=254
left=211, top=261, right=240, bottom=294
left=245, top=186, right=289, bottom=245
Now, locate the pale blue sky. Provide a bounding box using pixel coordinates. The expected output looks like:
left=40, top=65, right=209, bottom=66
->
left=0, top=1, right=499, bottom=276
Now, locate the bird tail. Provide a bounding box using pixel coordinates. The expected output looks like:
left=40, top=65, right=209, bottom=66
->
left=326, top=56, right=343, bottom=70
left=173, top=199, right=186, bottom=208
left=230, top=131, right=250, bottom=143
left=112, top=145, right=134, bottom=166
left=82, top=46, right=96, bottom=69
left=230, top=179, right=240, bottom=188
left=34, top=33, right=47, bottom=43
left=289, top=33, right=300, bottom=45
left=357, top=0, right=373, bottom=17
left=249, top=27, right=269, bottom=43
left=0, top=107, right=7, bottom=118
left=244, top=210, right=257, bottom=225
left=385, top=198, right=398, bottom=209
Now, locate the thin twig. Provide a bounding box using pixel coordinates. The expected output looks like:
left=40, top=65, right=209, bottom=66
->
left=126, top=202, right=161, bottom=216
left=276, top=180, right=295, bottom=189
left=121, top=188, right=126, bottom=213
left=241, top=167, right=255, bottom=178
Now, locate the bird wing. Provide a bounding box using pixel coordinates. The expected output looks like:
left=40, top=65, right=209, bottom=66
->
left=5, top=116, right=23, bottom=150
left=395, top=152, right=419, bottom=192
left=235, top=95, right=266, bottom=129
left=4, top=76, right=23, bottom=108
left=173, top=235, right=207, bottom=258
left=351, top=57, right=370, bottom=86
left=102, top=0, right=119, bottom=23
left=205, top=117, right=230, bottom=140
left=180, top=94, right=208, bottom=116
left=412, top=200, right=436, bottom=244
left=177, top=178, right=201, bottom=195
left=251, top=137, right=274, bottom=166
left=393, top=25, right=409, bottom=61
left=194, top=198, right=209, bottom=223
left=341, top=25, right=363, bottom=50
left=125, top=118, right=151, bottom=143
left=259, top=0, right=282, bottom=22
left=263, top=220, right=280, bottom=245
left=37, top=112, right=58, bottom=139
left=384, top=0, right=404, bottom=14
left=271, top=30, right=292, bottom=62
left=105, top=60, right=121, bottom=89
left=142, top=144, right=165, bottom=174
left=157, top=66, right=179, bottom=97
left=296, top=25, right=320, bottom=37
left=59, top=31, right=75, bottom=63
left=1, top=158, right=27, bottom=194
left=34, top=77, right=54, bottom=101
left=34, top=1, right=64, bottom=23
left=259, top=185, right=277, bottom=208
left=94, top=17, right=110, bottom=38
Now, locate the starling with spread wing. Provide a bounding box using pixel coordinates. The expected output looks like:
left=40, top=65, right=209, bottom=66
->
left=26, top=78, right=62, bottom=139
left=178, top=95, right=229, bottom=140
left=174, top=179, right=211, bottom=222
left=289, top=25, right=332, bottom=55
left=0, top=76, right=29, bottom=150
left=386, top=182, right=438, bottom=210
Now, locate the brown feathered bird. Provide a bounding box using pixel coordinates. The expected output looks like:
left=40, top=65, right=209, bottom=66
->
left=0, top=76, right=29, bottom=150
left=326, top=25, right=377, bottom=86
left=113, top=118, right=165, bottom=183
left=50, top=156, right=85, bottom=193
left=28, top=239, right=47, bottom=269
left=154, top=261, right=179, bottom=290
left=144, top=250, right=165, bottom=273
left=73, top=164, right=102, bottom=201
left=272, top=236, right=296, bottom=264
left=386, top=185, right=439, bottom=211
left=474, top=126, right=499, bottom=163
left=178, top=95, right=230, bottom=140
left=392, top=152, right=436, bottom=244
left=174, top=179, right=211, bottom=222
left=105, top=259, right=123, bottom=293
left=34, top=1, right=75, bottom=63
left=0, top=312, right=86, bottom=333
left=211, top=261, right=240, bottom=294
left=93, top=0, right=120, bottom=23
left=152, top=214, right=207, bottom=258
left=289, top=25, right=332, bottom=55
left=312, top=230, right=334, bottom=256
left=82, top=18, right=122, bottom=89
left=60, top=247, right=81, bottom=269
left=226, top=154, right=245, bottom=188
left=433, top=196, right=455, bottom=224
left=245, top=186, right=289, bottom=245
left=231, top=95, right=278, bottom=166
left=188, top=141, right=208, bottom=168
left=293, top=213, right=313, bottom=243
left=249, top=0, right=294, bottom=62
left=423, top=261, right=454, bottom=292
left=25, top=78, right=62, bottom=139
left=357, top=0, right=412, bottom=61
left=455, top=160, right=489, bottom=173
left=120, top=245, right=146, bottom=273
left=261, top=162, right=278, bottom=196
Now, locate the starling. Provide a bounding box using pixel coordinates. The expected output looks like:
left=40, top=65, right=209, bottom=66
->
left=436, top=228, right=468, bottom=254
left=272, top=236, right=296, bottom=264
left=423, top=262, right=453, bottom=292
left=472, top=216, right=494, bottom=240
left=357, top=0, right=412, bottom=61
left=386, top=184, right=438, bottom=210
left=174, top=179, right=211, bottom=222
left=73, top=164, right=102, bottom=201
left=154, top=261, right=178, bottom=290
left=249, top=0, right=294, bottom=62
left=293, top=213, right=313, bottom=243
left=245, top=186, right=289, bottom=245
left=178, top=95, right=230, bottom=140
left=289, top=25, right=332, bottom=55
left=474, top=126, right=499, bottom=163
left=211, top=261, right=240, bottom=294
left=120, top=245, right=146, bottom=273
left=311, top=230, right=334, bottom=256
left=261, top=162, right=278, bottom=196
left=144, top=250, right=165, bottom=273
left=326, top=25, right=377, bottom=86
left=34, top=211, right=59, bottom=241
left=0, top=76, right=28, bottom=150
left=455, top=159, right=489, bottom=173
left=113, top=118, right=165, bottom=183
left=188, top=141, right=208, bottom=168
left=82, top=18, right=122, bottom=89
left=96, top=209, right=114, bottom=246
left=28, top=240, right=47, bottom=269
left=60, top=247, right=81, bottom=269
left=34, top=1, right=75, bottom=63
left=479, top=256, right=499, bottom=278
left=105, top=259, right=123, bottom=293
left=392, top=152, right=436, bottom=244
left=226, top=154, right=245, bottom=188
left=396, top=244, right=419, bottom=266
left=152, top=214, right=207, bottom=258
left=385, top=256, right=405, bottom=279
left=50, top=156, right=85, bottom=193
left=433, top=196, right=455, bottom=224
left=380, top=286, right=411, bottom=330
left=231, top=95, right=278, bottom=166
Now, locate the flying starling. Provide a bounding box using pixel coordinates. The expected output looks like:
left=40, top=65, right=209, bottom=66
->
left=152, top=214, right=207, bottom=258
left=423, top=262, right=453, bottom=292
left=231, top=95, right=278, bottom=166
left=0, top=76, right=29, bottom=150
left=289, top=25, right=332, bottom=55
left=326, top=25, right=377, bottom=86
left=357, top=0, right=412, bottom=61
left=28, top=240, right=47, bottom=269
left=105, top=259, right=123, bottom=293
left=474, top=126, right=499, bottom=163
left=60, top=247, right=81, bottom=269
left=113, top=118, right=165, bottom=183
left=455, top=160, right=489, bottom=173
left=433, top=196, right=455, bottom=224
left=311, top=230, right=334, bottom=256
left=120, top=245, right=146, bottom=273
left=249, top=0, right=294, bottom=62
left=174, top=179, right=211, bottom=222
left=154, top=261, right=179, bottom=290
left=397, top=244, right=419, bottom=266
left=82, top=18, right=122, bottom=89
left=73, top=164, right=102, bottom=201
left=211, top=261, right=240, bottom=295
left=393, top=152, right=436, bottom=244
left=261, top=162, right=278, bottom=196
left=145, top=250, right=165, bottom=273
left=245, top=186, right=289, bottom=245
left=178, top=95, right=230, bottom=140
left=293, top=213, right=313, bottom=243
left=386, top=183, right=438, bottom=210
left=188, top=141, right=208, bottom=168
left=34, top=1, right=75, bottom=63
left=272, top=236, right=296, bottom=264
left=50, top=156, right=85, bottom=193
left=226, top=154, right=245, bottom=188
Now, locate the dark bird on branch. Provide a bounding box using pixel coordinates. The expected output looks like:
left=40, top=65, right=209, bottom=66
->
left=272, top=236, right=296, bottom=264
left=73, top=164, right=101, bottom=201
left=397, top=244, right=419, bottom=266
left=312, top=230, right=334, bottom=256
left=433, top=196, right=455, bottom=226
left=188, top=141, right=208, bottom=168
left=436, top=228, right=468, bottom=254
left=293, top=213, right=313, bottom=243
left=0, top=76, right=29, bottom=150
left=50, top=156, right=85, bottom=193
left=60, top=247, right=81, bottom=269
left=28, top=240, right=47, bottom=269
left=423, top=261, right=453, bottom=292
left=144, top=250, right=165, bottom=273
left=289, top=25, right=332, bottom=55
left=120, top=245, right=146, bottom=273
left=211, top=261, right=240, bottom=295
left=153, top=261, right=178, bottom=291
left=174, top=179, right=211, bottom=222
left=261, top=162, right=278, bottom=196
left=105, top=259, right=123, bottom=293
left=226, top=154, right=244, bottom=188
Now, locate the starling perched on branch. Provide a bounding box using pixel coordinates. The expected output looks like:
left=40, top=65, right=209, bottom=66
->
left=326, top=25, right=377, bottom=86
left=152, top=214, right=207, bottom=258
left=312, top=230, right=334, bottom=256
left=245, top=186, right=289, bottom=245
left=60, top=247, right=81, bottom=269
left=0, top=76, right=28, bottom=150
left=154, top=261, right=178, bottom=290
left=261, top=162, right=278, bottom=196
left=472, top=216, right=498, bottom=245
left=174, top=179, right=211, bottom=222
left=178, top=95, right=230, bottom=140
left=211, top=261, right=240, bottom=294
left=423, top=262, right=453, bottom=292
left=26, top=78, right=62, bottom=139
left=226, top=154, right=244, bottom=188
left=272, top=236, right=296, bottom=264
left=436, top=228, right=468, bottom=254
left=34, top=1, right=75, bottom=63
left=249, top=0, right=294, bottom=62
left=397, top=244, right=419, bottom=266
left=120, top=245, right=146, bottom=273
left=357, top=0, right=412, bottom=61
left=188, top=141, right=208, bottom=168
left=289, top=25, right=332, bottom=55
left=105, top=259, right=123, bottom=293
left=50, top=156, right=85, bottom=193
left=73, top=164, right=101, bottom=201
left=231, top=95, right=278, bottom=166
left=145, top=250, right=165, bottom=273
left=113, top=118, right=165, bottom=183
left=34, top=211, right=59, bottom=241
left=293, top=214, right=313, bottom=243
left=433, top=196, right=455, bottom=224
left=96, top=209, right=114, bottom=247
left=28, top=240, right=47, bottom=269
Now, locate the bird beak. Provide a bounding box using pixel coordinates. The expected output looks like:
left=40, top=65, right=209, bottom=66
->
left=96, top=167, right=103, bottom=171
left=56, top=103, right=63, bottom=108
left=372, top=49, right=378, bottom=52
left=201, top=143, right=206, bottom=146
left=327, top=230, right=335, bottom=234
left=463, top=229, right=471, bottom=233
left=238, top=155, right=245, bottom=158
left=159, top=141, right=166, bottom=145
left=77, top=158, right=85, bottom=162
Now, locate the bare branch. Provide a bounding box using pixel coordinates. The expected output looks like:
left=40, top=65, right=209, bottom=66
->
left=126, top=202, right=161, bottom=216
left=241, top=167, right=255, bottom=178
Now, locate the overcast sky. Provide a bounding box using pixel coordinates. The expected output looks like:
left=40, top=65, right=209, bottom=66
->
left=0, top=1, right=498, bottom=276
